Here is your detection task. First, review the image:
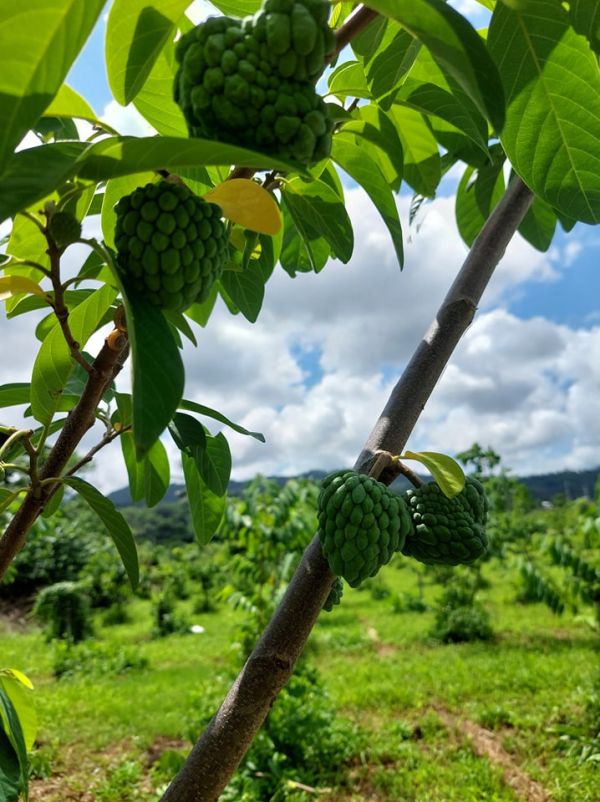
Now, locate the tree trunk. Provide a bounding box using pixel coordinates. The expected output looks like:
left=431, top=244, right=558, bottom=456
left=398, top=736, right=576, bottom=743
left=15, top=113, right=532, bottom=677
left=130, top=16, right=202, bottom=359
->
left=161, top=177, right=534, bottom=802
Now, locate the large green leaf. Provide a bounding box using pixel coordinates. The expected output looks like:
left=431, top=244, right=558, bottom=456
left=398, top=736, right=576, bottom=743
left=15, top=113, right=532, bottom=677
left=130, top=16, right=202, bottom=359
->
left=122, top=290, right=184, bottom=457
left=282, top=178, right=354, bottom=263
left=143, top=438, right=170, bottom=507
left=364, top=0, right=505, bottom=131
left=106, top=0, right=189, bottom=105
left=179, top=399, right=265, bottom=442
left=182, top=453, right=226, bottom=545
left=209, top=0, right=261, bottom=13
left=331, top=135, right=403, bottom=268
left=62, top=477, right=139, bottom=589
left=387, top=105, right=441, bottom=196
left=219, top=266, right=265, bottom=323
left=133, top=40, right=187, bottom=137
left=0, top=141, right=89, bottom=224
left=0, top=0, right=105, bottom=173
left=327, top=61, right=371, bottom=100
left=0, top=137, right=296, bottom=223
left=76, top=136, right=301, bottom=182
left=30, top=285, right=117, bottom=424
left=42, top=85, right=98, bottom=123
left=279, top=208, right=330, bottom=274
left=489, top=0, right=600, bottom=223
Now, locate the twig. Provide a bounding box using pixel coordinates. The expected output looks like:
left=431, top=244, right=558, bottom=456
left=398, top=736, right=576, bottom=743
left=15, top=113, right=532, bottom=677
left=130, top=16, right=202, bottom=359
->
left=0, top=332, right=129, bottom=577
left=66, top=425, right=131, bottom=477
left=396, top=461, right=423, bottom=488
left=46, top=232, right=93, bottom=374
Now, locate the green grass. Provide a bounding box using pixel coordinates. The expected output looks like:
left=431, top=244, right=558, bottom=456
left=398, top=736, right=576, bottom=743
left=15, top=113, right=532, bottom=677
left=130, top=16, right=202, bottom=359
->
left=2, top=563, right=598, bottom=801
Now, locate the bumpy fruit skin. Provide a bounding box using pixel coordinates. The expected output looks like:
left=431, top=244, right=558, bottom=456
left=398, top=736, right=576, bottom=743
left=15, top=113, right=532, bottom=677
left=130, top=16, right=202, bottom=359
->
left=173, top=0, right=334, bottom=165
left=318, top=471, right=412, bottom=588
left=323, top=577, right=343, bottom=611
left=49, top=211, right=82, bottom=248
left=114, top=181, right=228, bottom=311
left=402, top=478, right=489, bottom=566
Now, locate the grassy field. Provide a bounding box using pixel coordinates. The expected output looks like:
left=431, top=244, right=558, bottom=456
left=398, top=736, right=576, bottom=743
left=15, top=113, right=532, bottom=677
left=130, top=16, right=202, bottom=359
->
left=1, top=561, right=597, bottom=802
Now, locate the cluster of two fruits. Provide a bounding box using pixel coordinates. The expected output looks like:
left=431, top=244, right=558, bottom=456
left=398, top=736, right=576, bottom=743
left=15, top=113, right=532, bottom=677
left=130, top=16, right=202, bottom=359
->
left=113, top=0, right=334, bottom=312
left=318, top=471, right=489, bottom=610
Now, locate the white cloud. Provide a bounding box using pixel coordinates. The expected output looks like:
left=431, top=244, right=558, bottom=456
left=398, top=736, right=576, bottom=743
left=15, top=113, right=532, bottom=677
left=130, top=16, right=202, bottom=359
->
left=2, top=180, right=599, bottom=494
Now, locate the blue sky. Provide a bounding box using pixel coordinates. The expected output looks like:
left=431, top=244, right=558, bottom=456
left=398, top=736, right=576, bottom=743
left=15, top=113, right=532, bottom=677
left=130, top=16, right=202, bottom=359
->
left=1, top=1, right=598, bottom=492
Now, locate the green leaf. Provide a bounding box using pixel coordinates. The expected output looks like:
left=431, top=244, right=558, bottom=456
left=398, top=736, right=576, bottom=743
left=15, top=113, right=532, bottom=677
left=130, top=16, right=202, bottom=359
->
left=169, top=412, right=207, bottom=456
left=0, top=384, right=30, bottom=409
left=133, top=40, right=187, bottom=137
left=568, top=0, right=600, bottom=54
left=361, top=21, right=421, bottom=109
left=401, top=450, right=466, bottom=498
left=0, top=141, right=89, bottom=224
left=0, top=671, right=36, bottom=752
left=219, top=266, right=265, bottom=323
left=62, top=477, right=139, bottom=589
left=0, top=728, right=20, bottom=802
left=518, top=196, right=557, bottom=252
left=0, top=686, right=27, bottom=800
left=182, top=453, right=226, bottom=545
left=388, top=106, right=441, bottom=196
left=106, top=0, right=189, bottom=106
left=0, top=0, right=105, bottom=173
left=122, top=290, right=184, bottom=457
left=41, top=484, right=64, bottom=519
left=282, top=178, right=354, bottom=263
left=331, top=135, right=403, bottom=268
left=209, top=0, right=261, bottom=13
left=197, top=432, right=231, bottom=497
left=396, top=80, right=489, bottom=157
left=184, top=284, right=219, bottom=328
left=76, top=136, right=301, bottom=183
left=488, top=0, right=600, bottom=223
left=455, top=149, right=506, bottom=247
left=279, top=208, right=330, bottom=275
left=327, top=61, right=370, bottom=100
left=30, top=285, right=116, bottom=425
left=342, top=107, right=404, bottom=190
left=178, top=399, right=265, bottom=442
left=120, top=433, right=144, bottom=503
left=42, top=85, right=98, bottom=123
left=143, top=438, right=170, bottom=507
left=364, top=0, right=505, bottom=131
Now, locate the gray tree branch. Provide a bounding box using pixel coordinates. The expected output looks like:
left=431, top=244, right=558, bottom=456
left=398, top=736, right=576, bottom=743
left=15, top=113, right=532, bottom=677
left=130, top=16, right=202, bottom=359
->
left=161, top=176, right=535, bottom=802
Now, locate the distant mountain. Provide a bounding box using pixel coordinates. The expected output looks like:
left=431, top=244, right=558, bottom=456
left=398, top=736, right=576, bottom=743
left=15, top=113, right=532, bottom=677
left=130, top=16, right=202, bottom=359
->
left=108, top=466, right=599, bottom=508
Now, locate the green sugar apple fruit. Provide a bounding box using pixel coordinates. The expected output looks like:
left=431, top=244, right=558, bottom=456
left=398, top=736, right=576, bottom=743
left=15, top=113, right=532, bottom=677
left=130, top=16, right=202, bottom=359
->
left=48, top=210, right=82, bottom=248
left=173, top=0, right=335, bottom=164
left=114, top=181, right=228, bottom=311
left=402, top=478, right=489, bottom=565
left=318, top=470, right=413, bottom=588
left=323, top=577, right=343, bottom=611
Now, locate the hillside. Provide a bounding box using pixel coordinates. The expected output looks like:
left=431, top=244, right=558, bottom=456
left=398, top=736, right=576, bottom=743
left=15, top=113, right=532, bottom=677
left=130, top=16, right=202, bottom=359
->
left=108, top=466, right=599, bottom=508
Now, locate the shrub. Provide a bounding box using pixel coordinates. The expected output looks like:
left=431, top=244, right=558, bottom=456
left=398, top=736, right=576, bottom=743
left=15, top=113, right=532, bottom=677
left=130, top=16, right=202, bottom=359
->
left=52, top=641, right=149, bottom=679
left=33, top=581, right=93, bottom=642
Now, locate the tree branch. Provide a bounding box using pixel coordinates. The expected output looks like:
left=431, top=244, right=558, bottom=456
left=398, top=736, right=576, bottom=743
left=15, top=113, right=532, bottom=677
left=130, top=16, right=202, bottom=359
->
left=160, top=177, right=534, bottom=802
left=0, top=334, right=129, bottom=579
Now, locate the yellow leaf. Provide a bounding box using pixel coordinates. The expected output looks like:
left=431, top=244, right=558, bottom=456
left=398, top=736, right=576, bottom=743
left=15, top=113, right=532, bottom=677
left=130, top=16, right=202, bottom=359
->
left=0, top=668, right=34, bottom=690
left=204, top=179, right=282, bottom=235
left=0, top=276, right=48, bottom=301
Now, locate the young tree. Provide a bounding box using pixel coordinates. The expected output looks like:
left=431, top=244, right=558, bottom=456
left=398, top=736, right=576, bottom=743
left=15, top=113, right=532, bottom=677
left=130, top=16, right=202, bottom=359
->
left=1, top=1, right=599, bottom=800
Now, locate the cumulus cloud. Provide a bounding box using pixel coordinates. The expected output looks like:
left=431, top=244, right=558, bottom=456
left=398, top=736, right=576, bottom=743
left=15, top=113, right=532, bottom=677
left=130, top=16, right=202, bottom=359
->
left=2, top=176, right=598, bottom=493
